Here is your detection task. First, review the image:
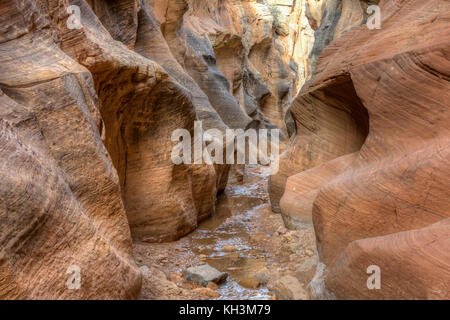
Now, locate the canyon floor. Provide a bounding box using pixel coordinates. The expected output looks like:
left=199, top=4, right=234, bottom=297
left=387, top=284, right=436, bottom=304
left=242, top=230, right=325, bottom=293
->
left=134, top=166, right=317, bottom=300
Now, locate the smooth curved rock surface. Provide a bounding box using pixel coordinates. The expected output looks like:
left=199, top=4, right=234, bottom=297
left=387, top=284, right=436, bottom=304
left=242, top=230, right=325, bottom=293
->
left=275, top=0, right=450, bottom=299
left=0, top=0, right=320, bottom=299
left=61, top=0, right=218, bottom=242
left=0, top=0, right=141, bottom=298
left=270, top=73, right=369, bottom=211
left=326, top=219, right=450, bottom=299
left=280, top=152, right=358, bottom=229
left=269, top=0, right=376, bottom=211
left=2, top=0, right=447, bottom=301
left=309, top=0, right=379, bottom=71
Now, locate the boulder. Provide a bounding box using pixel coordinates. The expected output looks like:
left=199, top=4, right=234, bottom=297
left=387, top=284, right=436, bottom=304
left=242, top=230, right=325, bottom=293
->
left=184, top=264, right=228, bottom=287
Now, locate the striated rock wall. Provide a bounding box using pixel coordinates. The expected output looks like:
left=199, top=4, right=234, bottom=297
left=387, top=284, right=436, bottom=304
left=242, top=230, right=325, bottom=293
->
left=75, top=0, right=219, bottom=242
left=269, top=0, right=377, bottom=212
left=176, top=0, right=323, bottom=137
left=2, top=0, right=447, bottom=300
left=0, top=0, right=319, bottom=298
left=0, top=0, right=142, bottom=298
left=308, top=0, right=379, bottom=71
left=274, top=0, right=450, bottom=299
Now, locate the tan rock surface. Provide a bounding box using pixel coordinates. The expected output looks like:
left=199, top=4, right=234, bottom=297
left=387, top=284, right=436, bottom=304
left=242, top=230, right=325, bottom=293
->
left=1, top=0, right=318, bottom=298
left=269, top=0, right=377, bottom=211
left=176, top=0, right=323, bottom=136
left=274, top=0, right=450, bottom=299
left=1, top=0, right=448, bottom=301
left=0, top=0, right=141, bottom=298
left=273, top=275, right=309, bottom=300
left=61, top=0, right=218, bottom=242
left=326, top=219, right=450, bottom=299
left=280, top=152, right=358, bottom=228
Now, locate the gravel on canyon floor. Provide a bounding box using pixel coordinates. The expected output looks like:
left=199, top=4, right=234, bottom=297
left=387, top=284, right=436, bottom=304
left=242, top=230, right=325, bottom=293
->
left=133, top=166, right=318, bottom=300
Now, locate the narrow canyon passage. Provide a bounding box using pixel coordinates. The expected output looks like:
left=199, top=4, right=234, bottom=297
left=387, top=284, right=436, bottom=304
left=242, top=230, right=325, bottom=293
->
left=1, top=0, right=448, bottom=301
left=134, top=166, right=317, bottom=300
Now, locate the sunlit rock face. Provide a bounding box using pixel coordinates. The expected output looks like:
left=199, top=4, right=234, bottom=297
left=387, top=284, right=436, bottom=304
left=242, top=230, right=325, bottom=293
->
left=269, top=0, right=378, bottom=212
left=308, top=0, right=380, bottom=71
left=274, top=0, right=450, bottom=299
left=163, top=0, right=322, bottom=137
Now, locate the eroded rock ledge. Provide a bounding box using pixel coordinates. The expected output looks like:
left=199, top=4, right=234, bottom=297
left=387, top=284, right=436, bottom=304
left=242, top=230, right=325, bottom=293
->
left=276, top=0, right=450, bottom=299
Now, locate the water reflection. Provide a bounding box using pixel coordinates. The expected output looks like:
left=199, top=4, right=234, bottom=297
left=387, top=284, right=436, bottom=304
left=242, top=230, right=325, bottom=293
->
left=187, top=169, right=272, bottom=299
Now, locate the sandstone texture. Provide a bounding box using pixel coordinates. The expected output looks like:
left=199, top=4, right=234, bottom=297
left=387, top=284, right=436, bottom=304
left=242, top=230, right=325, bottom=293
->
left=269, top=0, right=377, bottom=212
left=280, top=152, right=358, bottom=229
left=178, top=0, right=324, bottom=136
left=274, top=0, right=450, bottom=299
left=273, top=275, right=309, bottom=300
left=0, top=0, right=314, bottom=299
left=1, top=0, right=448, bottom=301
left=0, top=0, right=142, bottom=299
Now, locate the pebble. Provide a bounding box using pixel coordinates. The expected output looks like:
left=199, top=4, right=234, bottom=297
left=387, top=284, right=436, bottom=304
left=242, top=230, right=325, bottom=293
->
left=169, top=273, right=183, bottom=283
left=284, top=234, right=294, bottom=242
left=192, top=287, right=221, bottom=298
left=239, top=277, right=259, bottom=289
left=254, top=268, right=270, bottom=285
left=289, top=254, right=298, bottom=262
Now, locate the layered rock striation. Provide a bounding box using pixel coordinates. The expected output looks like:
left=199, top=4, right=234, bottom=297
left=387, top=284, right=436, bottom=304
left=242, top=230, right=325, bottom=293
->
left=0, top=0, right=316, bottom=298
left=275, top=0, right=450, bottom=299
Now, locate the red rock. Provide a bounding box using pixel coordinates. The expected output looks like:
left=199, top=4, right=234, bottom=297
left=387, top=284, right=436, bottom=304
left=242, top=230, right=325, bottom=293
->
left=327, top=219, right=450, bottom=299
left=0, top=0, right=141, bottom=298
left=276, top=0, right=450, bottom=299
left=280, top=153, right=358, bottom=228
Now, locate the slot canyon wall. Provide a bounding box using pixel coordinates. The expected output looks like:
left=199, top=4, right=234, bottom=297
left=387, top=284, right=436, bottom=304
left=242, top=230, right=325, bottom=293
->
left=277, top=0, right=450, bottom=299
left=0, top=0, right=448, bottom=300
left=0, top=0, right=320, bottom=299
